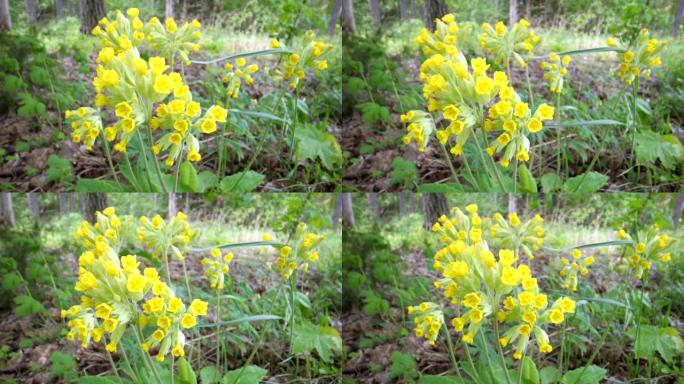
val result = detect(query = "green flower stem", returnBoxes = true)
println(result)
[123,151,142,191]
[493,320,513,384]
[442,324,463,378]
[173,140,185,192]
[170,356,175,384]
[132,327,164,384]
[525,65,534,107]
[104,340,122,380]
[163,249,172,287]
[479,331,498,384]
[287,82,303,164]
[215,287,222,371]
[631,76,639,178]
[473,126,506,191]
[513,157,519,193]
[461,150,477,189]
[555,90,563,179]
[559,320,568,374]
[439,142,459,184]
[633,272,647,375]
[101,138,121,187]
[119,346,141,382]
[134,129,155,191]
[288,270,298,359]
[464,342,482,383]
[182,259,193,301]
[146,126,168,193]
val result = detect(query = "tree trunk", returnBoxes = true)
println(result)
[368,0,382,24]
[27,193,40,220]
[56,0,64,18]
[25,0,38,25]
[341,0,356,33]
[58,193,67,214]
[409,193,416,213]
[400,0,407,20]
[509,0,517,27]
[508,193,517,214]
[424,0,447,31]
[368,193,380,218]
[341,193,355,228]
[181,0,187,21]
[0,0,12,31]
[410,0,417,18]
[0,193,15,227]
[673,192,684,228]
[328,0,342,35]
[525,0,530,20]
[80,193,107,223]
[674,0,684,37]
[165,0,173,20]
[421,193,448,229]
[332,193,343,230]
[78,0,105,34]
[168,193,177,219]
[398,192,407,217]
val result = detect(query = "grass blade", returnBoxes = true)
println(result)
[190,241,284,252]
[190,48,292,65]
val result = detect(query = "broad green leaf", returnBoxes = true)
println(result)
[521,357,539,384]
[562,172,608,193]
[655,327,684,363]
[540,173,561,193]
[560,365,606,384]
[635,131,684,170]
[179,161,199,192]
[292,321,342,363]
[177,357,197,384]
[418,376,466,384]
[518,164,537,193]
[196,314,282,328]
[293,124,343,170]
[228,109,288,124]
[222,365,268,384]
[199,366,221,384]
[197,171,217,192]
[627,325,684,363]
[46,155,72,185]
[78,376,128,384]
[76,178,123,192]
[391,157,417,187]
[14,295,45,317]
[219,171,265,193]
[417,183,463,192]
[539,366,561,384]
[2,272,22,291]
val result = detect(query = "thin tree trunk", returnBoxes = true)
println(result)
[78,0,105,34]
[424,0,447,31]
[0,0,12,31]
[58,193,67,214]
[0,193,15,227]
[410,0,416,18]
[165,0,173,20]
[509,0,518,27]
[421,193,448,229]
[27,193,40,221]
[368,193,380,218]
[508,193,517,214]
[525,0,530,20]
[328,0,342,35]
[168,193,177,219]
[181,0,187,21]
[332,193,343,230]
[80,193,107,223]
[398,192,407,217]
[673,192,684,228]
[184,193,190,213]
[368,0,382,24]
[400,0,407,20]
[341,0,356,33]
[25,0,37,25]
[341,193,355,228]
[674,0,684,37]
[56,0,64,18]
[409,193,416,213]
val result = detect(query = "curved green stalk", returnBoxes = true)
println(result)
[443,324,463,378]
[101,138,121,187]
[439,142,460,184]
[146,126,168,192]
[215,287,222,371]
[135,129,155,191]
[494,320,513,384]
[478,331,497,384]
[555,91,563,179]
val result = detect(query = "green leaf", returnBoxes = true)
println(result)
[293,124,343,170]
[390,157,417,187]
[560,365,606,384]
[2,272,22,291]
[356,102,389,123]
[78,376,128,384]
[521,357,540,384]
[544,240,633,252]
[562,172,608,193]
[191,241,285,252]
[389,351,417,380]
[527,46,626,60]
[518,164,537,193]
[635,131,684,170]
[199,366,221,384]
[539,366,561,384]
[417,183,463,192]
[17,92,46,117]
[196,314,282,328]
[179,161,199,192]
[627,325,684,363]
[219,171,265,193]
[292,321,342,363]
[222,365,268,384]
[419,375,465,384]
[228,109,288,124]
[4,75,23,93]
[76,178,123,192]
[46,155,73,185]
[544,119,624,129]
[191,48,293,65]
[346,76,366,97]
[177,357,197,384]
[655,327,684,363]
[14,295,45,317]
[50,351,77,380]
[197,171,217,192]
[29,65,50,87]
[540,173,561,193]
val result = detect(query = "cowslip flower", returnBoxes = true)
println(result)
[65,107,103,151]
[558,249,595,291]
[540,52,571,94]
[138,211,197,260]
[201,249,234,289]
[616,224,676,279]
[489,211,545,258]
[608,28,664,85]
[274,30,334,89]
[407,302,444,345]
[93,9,145,53]
[400,110,436,152]
[414,13,460,57]
[480,18,540,67]
[145,16,202,66]
[223,59,260,99]
[274,222,324,280]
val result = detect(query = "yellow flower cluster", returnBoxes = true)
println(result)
[201,248,234,289]
[540,52,571,94]
[152,96,227,166]
[275,223,324,280]
[273,30,334,89]
[138,211,197,261]
[489,212,545,259]
[558,249,595,292]
[480,18,540,67]
[65,107,103,151]
[145,16,202,66]
[414,13,460,56]
[407,302,444,345]
[617,224,676,279]
[223,58,260,99]
[484,87,554,167]
[63,206,208,362]
[608,28,664,85]
[400,110,435,152]
[411,204,574,359]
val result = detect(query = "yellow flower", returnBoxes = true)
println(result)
[444,261,469,279]
[527,118,542,133]
[189,299,208,316]
[154,75,173,94]
[168,297,183,313]
[474,76,494,95]
[200,118,217,134]
[103,317,119,333]
[127,273,145,293]
[187,150,201,162]
[157,315,172,329]
[549,309,564,324]
[172,343,185,357]
[95,303,112,319]
[181,314,197,329]
[169,99,186,114]
[186,101,201,118]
